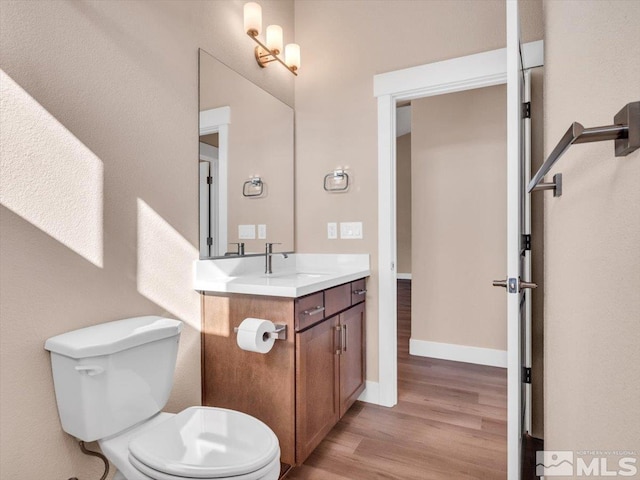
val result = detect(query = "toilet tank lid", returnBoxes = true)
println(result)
[44,316,183,359]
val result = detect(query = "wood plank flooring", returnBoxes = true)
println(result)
[286,280,507,479]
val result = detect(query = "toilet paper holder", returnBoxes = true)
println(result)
[234,323,287,341]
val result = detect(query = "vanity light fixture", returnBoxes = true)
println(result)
[243,2,300,76]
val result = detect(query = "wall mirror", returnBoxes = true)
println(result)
[199,48,294,258]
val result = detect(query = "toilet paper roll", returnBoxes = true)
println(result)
[236,318,276,354]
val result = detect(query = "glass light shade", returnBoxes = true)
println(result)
[266,25,283,54]
[244,2,262,35]
[285,43,301,70]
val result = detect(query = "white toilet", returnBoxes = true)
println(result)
[45,316,281,480]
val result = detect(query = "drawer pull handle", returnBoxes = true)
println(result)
[302,306,325,316]
[353,289,367,296]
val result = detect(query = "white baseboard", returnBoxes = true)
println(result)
[409,338,507,368]
[358,380,381,404]
[397,273,412,280]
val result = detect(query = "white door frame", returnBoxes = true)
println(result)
[199,106,230,257]
[373,41,543,410]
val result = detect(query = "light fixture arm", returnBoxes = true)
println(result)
[247,31,298,76]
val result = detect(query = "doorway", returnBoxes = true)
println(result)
[374,39,544,478]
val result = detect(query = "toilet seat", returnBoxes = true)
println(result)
[128,407,280,479]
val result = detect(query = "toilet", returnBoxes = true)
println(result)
[44,316,281,480]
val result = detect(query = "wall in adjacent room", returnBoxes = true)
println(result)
[410,85,507,352]
[0,1,293,478]
[396,133,412,275]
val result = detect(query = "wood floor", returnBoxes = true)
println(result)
[286,280,507,479]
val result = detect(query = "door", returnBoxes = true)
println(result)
[295,317,340,464]
[338,302,366,418]
[199,160,211,258]
[504,1,534,478]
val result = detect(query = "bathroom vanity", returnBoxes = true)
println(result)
[195,254,369,466]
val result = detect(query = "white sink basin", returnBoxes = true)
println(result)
[193,254,370,298]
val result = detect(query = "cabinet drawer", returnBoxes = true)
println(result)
[325,283,352,318]
[295,292,325,331]
[351,279,367,305]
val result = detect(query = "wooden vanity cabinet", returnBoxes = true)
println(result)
[201,278,366,468]
[294,283,366,464]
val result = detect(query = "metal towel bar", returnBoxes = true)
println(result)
[528,101,639,195]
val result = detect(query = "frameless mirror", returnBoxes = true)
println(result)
[199,48,294,258]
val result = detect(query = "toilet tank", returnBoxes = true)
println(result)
[44,316,182,442]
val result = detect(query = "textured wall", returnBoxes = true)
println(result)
[0,1,293,478]
[543,0,640,458]
[294,0,543,381]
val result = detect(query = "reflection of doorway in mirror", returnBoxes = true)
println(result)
[199,142,218,258]
[199,106,230,257]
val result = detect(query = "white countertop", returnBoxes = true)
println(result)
[193,254,370,298]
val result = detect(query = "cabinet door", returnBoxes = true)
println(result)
[339,302,366,418]
[295,316,340,464]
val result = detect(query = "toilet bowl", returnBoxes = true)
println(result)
[100,408,280,480]
[44,316,281,480]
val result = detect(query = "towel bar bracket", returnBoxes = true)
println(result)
[532,173,562,197]
[614,101,640,156]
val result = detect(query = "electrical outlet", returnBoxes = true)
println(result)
[258,224,267,239]
[238,224,256,239]
[327,222,337,239]
[340,222,363,239]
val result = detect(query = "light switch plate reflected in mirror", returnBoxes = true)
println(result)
[258,224,267,239]
[239,224,256,239]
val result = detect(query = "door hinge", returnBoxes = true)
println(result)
[206,237,213,246]
[522,101,531,119]
[523,367,532,384]
[207,176,213,185]
[522,234,532,252]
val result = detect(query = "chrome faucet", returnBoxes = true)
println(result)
[265,243,288,274]
[225,242,245,256]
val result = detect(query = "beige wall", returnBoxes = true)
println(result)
[294,0,543,382]
[396,133,412,275]
[543,0,640,458]
[0,1,293,478]
[410,86,507,351]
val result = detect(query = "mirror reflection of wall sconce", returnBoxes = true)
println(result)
[324,169,350,192]
[244,2,300,76]
[243,177,265,197]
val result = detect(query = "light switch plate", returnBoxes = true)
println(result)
[340,222,363,239]
[258,224,267,239]
[238,224,256,239]
[327,222,337,239]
